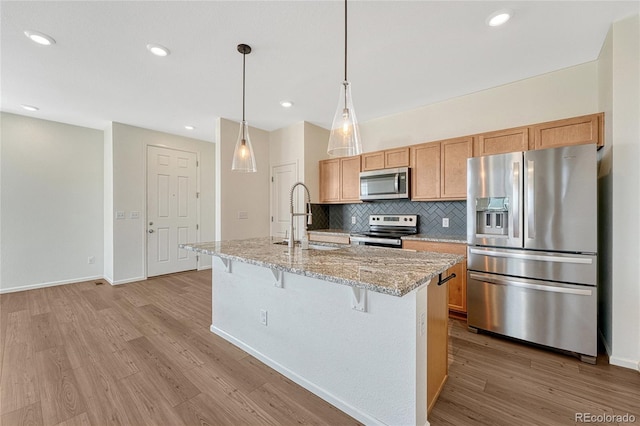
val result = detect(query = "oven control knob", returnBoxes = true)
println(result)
[404,218,407,221]
[409,218,413,221]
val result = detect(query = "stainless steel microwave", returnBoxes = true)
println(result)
[359,167,410,201]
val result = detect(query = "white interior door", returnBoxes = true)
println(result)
[271,162,298,238]
[147,146,198,277]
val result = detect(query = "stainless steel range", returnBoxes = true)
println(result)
[350,214,418,248]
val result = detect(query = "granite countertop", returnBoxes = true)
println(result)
[180,237,463,297]
[401,234,468,244]
[307,229,351,237]
[309,228,467,244]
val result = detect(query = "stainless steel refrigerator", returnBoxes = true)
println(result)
[466,143,598,363]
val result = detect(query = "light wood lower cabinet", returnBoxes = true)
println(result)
[402,240,467,314]
[427,269,448,414]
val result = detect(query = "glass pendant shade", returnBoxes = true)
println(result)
[231,120,257,172]
[327,81,362,157]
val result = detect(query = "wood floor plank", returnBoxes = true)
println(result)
[78,289,111,312]
[0,310,39,415]
[181,363,281,426]
[52,412,91,426]
[116,372,187,426]
[125,336,200,407]
[27,290,51,316]
[72,361,133,426]
[0,402,43,426]
[35,347,86,426]
[30,313,62,353]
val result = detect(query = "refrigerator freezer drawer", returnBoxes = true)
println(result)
[467,246,597,285]
[467,271,597,357]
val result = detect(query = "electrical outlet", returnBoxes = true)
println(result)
[88,256,95,264]
[442,218,450,228]
[130,211,140,219]
[351,216,356,224]
[260,309,268,326]
[115,211,125,220]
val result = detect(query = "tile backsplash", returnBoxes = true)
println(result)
[327,200,467,236]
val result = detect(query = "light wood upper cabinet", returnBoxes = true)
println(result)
[532,113,603,150]
[441,137,473,199]
[340,156,361,202]
[319,156,361,204]
[361,151,385,171]
[319,159,340,203]
[474,126,530,157]
[411,142,441,200]
[411,137,471,201]
[361,147,410,171]
[402,240,467,314]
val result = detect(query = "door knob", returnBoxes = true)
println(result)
[148,229,154,234]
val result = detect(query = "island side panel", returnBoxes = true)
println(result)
[210,257,428,426]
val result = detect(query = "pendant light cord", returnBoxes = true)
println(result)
[242,51,246,122]
[344,0,348,82]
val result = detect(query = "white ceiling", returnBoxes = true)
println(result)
[1,1,638,143]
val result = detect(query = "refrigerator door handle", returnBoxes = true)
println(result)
[527,160,535,239]
[468,248,594,264]
[512,162,520,239]
[469,272,593,296]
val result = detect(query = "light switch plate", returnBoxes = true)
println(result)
[238,211,248,220]
[116,211,125,220]
[130,211,140,219]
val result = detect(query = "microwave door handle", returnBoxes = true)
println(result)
[527,160,535,239]
[512,162,520,238]
[394,173,400,193]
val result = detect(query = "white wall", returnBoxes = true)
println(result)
[0,113,104,292]
[360,62,599,151]
[104,124,114,283]
[216,118,270,241]
[598,14,640,371]
[303,122,330,204]
[107,122,216,284]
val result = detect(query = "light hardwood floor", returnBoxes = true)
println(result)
[1,270,638,426]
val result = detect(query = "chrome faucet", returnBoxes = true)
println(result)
[289,182,313,249]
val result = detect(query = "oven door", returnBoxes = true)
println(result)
[350,235,402,248]
[360,167,409,200]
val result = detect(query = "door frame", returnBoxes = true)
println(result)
[144,144,201,279]
[270,161,299,238]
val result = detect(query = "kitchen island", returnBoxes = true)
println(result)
[181,237,463,426]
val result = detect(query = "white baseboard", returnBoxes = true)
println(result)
[0,275,104,294]
[197,265,212,271]
[210,325,388,426]
[110,276,146,286]
[609,355,640,371]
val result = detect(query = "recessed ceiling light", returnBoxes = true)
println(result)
[21,104,39,111]
[24,30,56,46]
[146,44,170,57]
[280,100,294,108]
[184,125,195,130]
[487,11,512,27]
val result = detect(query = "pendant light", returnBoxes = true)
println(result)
[327,0,362,157]
[232,43,257,172]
